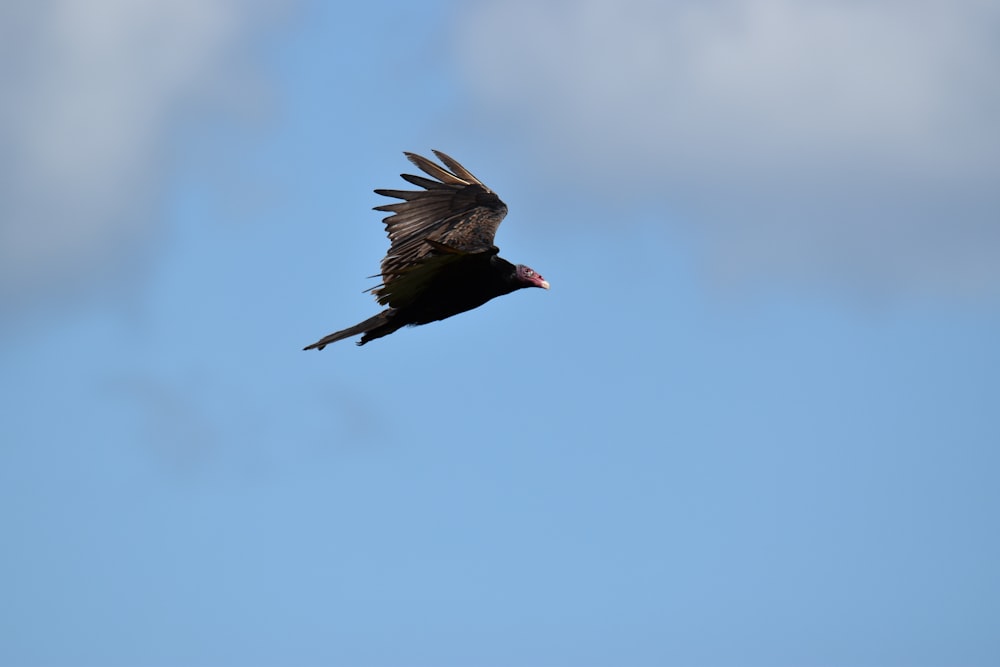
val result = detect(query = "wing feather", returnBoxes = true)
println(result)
[431,150,481,183]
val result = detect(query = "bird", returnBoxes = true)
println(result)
[304,150,549,350]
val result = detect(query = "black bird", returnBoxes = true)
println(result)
[304,151,549,350]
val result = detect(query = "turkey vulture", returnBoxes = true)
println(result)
[304,151,548,350]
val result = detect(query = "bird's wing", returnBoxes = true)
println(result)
[370,150,508,300]
[372,245,497,309]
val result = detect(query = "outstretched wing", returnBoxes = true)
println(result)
[370,151,508,304]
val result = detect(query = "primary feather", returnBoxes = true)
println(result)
[304,151,548,350]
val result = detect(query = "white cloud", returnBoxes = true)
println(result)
[0,0,287,307]
[455,0,1000,299]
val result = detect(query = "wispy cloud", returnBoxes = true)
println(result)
[455,0,1000,299]
[0,0,287,308]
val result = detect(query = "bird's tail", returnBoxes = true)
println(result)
[303,309,403,350]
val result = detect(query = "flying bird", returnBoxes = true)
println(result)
[304,151,549,350]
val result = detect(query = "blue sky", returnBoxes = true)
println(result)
[2,1,999,665]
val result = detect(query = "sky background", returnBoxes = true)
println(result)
[2,1,999,665]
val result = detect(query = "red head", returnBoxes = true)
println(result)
[516,264,550,290]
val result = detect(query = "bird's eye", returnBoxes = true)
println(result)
[525,269,534,277]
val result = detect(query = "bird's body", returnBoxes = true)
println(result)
[304,151,548,350]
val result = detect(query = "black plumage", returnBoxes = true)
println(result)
[304,151,548,350]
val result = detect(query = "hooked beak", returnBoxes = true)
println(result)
[539,279,550,289]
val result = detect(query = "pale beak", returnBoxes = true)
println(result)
[539,280,550,289]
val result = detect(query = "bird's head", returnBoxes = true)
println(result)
[516,264,550,290]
